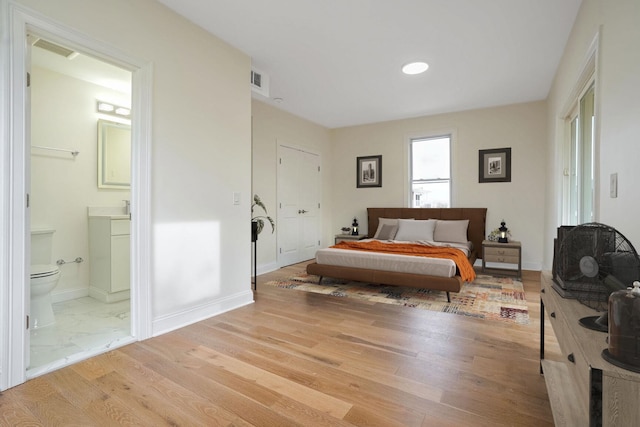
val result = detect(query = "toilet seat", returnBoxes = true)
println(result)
[31,264,60,279]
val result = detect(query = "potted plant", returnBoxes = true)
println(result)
[251,194,275,242]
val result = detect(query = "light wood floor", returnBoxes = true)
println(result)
[1,261,562,426]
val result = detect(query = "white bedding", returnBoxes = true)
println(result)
[315,239,471,278]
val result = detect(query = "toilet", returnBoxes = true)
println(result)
[30,228,60,329]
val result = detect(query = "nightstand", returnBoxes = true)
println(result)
[334,234,367,244]
[481,240,522,278]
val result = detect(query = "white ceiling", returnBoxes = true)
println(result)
[157,0,583,129]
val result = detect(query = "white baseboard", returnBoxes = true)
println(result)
[522,261,542,271]
[51,287,89,303]
[88,286,130,303]
[51,286,133,304]
[152,290,254,337]
[257,261,278,276]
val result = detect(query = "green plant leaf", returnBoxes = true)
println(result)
[251,194,275,234]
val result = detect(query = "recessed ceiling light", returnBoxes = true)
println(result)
[402,61,429,75]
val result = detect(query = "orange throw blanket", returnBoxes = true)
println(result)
[331,240,476,282]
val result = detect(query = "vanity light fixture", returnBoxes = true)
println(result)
[402,61,429,75]
[115,107,131,116]
[97,102,114,112]
[97,100,131,118]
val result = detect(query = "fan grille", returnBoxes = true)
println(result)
[555,223,640,312]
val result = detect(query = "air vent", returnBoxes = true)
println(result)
[250,67,269,97]
[251,70,262,88]
[33,38,78,59]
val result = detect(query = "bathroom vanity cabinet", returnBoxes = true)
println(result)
[88,216,130,303]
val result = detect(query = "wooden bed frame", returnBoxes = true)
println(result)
[306,207,487,302]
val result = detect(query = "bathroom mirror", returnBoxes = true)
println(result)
[98,119,131,189]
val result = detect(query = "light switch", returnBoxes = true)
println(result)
[233,192,241,205]
[610,173,618,198]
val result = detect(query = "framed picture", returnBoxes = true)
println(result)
[357,155,382,188]
[479,148,511,183]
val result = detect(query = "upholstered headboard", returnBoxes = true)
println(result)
[367,207,488,259]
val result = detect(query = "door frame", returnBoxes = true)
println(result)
[0,1,153,390]
[276,142,321,268]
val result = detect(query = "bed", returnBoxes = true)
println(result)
[306,207,487,302]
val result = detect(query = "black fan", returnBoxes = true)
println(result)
[555,222,640,332]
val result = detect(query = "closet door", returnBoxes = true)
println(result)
[277,145,320,267]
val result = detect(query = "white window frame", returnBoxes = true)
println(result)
[565,82,595,225]
[560,32,599,226]
[406,133,452,208]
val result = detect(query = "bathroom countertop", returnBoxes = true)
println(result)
[87,207,129,219]
[89,214,130,220]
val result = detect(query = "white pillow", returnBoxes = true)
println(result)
[433,220,469,243]
[373,218,399,240]
[394,219,436,241]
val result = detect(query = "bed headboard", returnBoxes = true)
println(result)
[367,207,488,259]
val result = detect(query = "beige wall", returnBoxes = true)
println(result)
[10,0,253,332]
[545,0,640,268]
[251,99,333,272]
[18,0,640,319]
[253,100,548,271]
[252,100,550,272]
[330,101,548,270]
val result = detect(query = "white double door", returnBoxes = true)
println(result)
[277,145,321,267]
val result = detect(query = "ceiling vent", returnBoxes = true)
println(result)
[32,38,78,59]
[250,67,269,97]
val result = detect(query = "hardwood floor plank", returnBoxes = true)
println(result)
[185,314,438,425]
[0,393,41,426]
[185,321,433,424]
[343,404,420,427]
[0,262,561,426]
[189,345,353,418]
[31,394,102,426]
[126,340,302,426]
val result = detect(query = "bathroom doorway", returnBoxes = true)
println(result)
[27,35,134,375]
[2,7,152,389]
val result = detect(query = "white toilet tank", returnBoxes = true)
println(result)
[31,228,56,265]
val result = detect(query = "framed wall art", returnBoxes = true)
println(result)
[357,155,382,188]
[479,148,511,183]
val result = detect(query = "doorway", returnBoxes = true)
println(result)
[277,144,321,267]
[1,5,152,390]
[28,35,133,374]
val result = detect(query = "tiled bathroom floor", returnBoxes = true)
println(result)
[29,296,131,370]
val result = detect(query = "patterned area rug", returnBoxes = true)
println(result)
[263,273,529,325]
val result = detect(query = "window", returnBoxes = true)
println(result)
[565,83,595,225]
[409,135,451,208]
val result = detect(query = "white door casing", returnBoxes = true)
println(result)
[24,25,32,371]
[277,144,320,267]
[0,1,153,390]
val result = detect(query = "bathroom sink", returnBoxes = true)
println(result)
[87,206,129,219]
